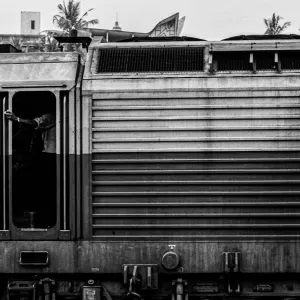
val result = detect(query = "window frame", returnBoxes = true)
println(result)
[0,89,76,241]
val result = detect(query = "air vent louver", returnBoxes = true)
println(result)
[97,47,204,73]
[214,52,251,71]
[281,51,300,70]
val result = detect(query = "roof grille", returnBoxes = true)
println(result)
[256,52,276,70]
[281,51,300,70]
[97,47,204,73]
[214,52,251,71]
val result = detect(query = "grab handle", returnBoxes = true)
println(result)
[63,95,67,230]
[2,98,6,230]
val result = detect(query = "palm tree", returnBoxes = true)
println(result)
[42,35,61,52]
[53,0,98,34]
[9,37,23,51]
[264,13,291,35]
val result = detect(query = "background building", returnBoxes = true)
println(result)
[0,12,186,52]
[21,11,41,35]
[88,13,186,43]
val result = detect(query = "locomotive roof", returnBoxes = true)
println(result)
[84,37,300,76]
[222,34,300,41]
[117,36,206,42]
[115,35,300,43]
[88,36,300,53]
[0,52,79,90]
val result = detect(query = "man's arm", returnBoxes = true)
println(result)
[4,111,38,127]
[34,113,55,130]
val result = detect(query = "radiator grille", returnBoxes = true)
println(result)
[256,52,277,70]
[97,47,204,73]
[91,91,300,240]
[214,52,251,71]
[281,51,300,70]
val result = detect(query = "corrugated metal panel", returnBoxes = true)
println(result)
[91,93,300,240]
[97,47,204,73]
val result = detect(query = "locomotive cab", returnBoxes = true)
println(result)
[0,52,82,240]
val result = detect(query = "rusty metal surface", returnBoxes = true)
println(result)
[0,52,79,89]
[90,88,300,240]
[0,241,76,273]
[82,43,300,278]
[1,241,300,273]
[2,42,300,277]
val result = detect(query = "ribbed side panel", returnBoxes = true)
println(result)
[91,93,300,240]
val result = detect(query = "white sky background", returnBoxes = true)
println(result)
[0,0,299,40]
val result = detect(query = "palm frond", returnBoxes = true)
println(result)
[9,37,22,50]
[53,0,98,33]
[263,12,291,35]
[79,8,94,20]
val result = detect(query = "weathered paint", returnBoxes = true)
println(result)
[0,241,300,274]
[0,53,80,240]
[88,87,300,240]
[0,41,300,281]
[0,241,76,273]
[0,52,79,89]
[81,41,300,274]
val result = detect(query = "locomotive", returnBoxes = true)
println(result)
[1,35,300,299]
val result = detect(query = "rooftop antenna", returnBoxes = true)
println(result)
[113,12,122,31]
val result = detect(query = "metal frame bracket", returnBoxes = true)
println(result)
[58,230,71,240]
[123,264,158,290]
[222,252,241,294]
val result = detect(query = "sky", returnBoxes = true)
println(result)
[0,0,300,40]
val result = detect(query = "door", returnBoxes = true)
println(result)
[1,90,75,240]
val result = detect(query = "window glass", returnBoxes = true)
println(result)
[11,91,56,229]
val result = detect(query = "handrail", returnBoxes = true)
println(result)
[2,84,67,89]
[63,95,67,230]
[2,98,6,230]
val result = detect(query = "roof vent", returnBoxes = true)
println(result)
[98,47,204,73]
